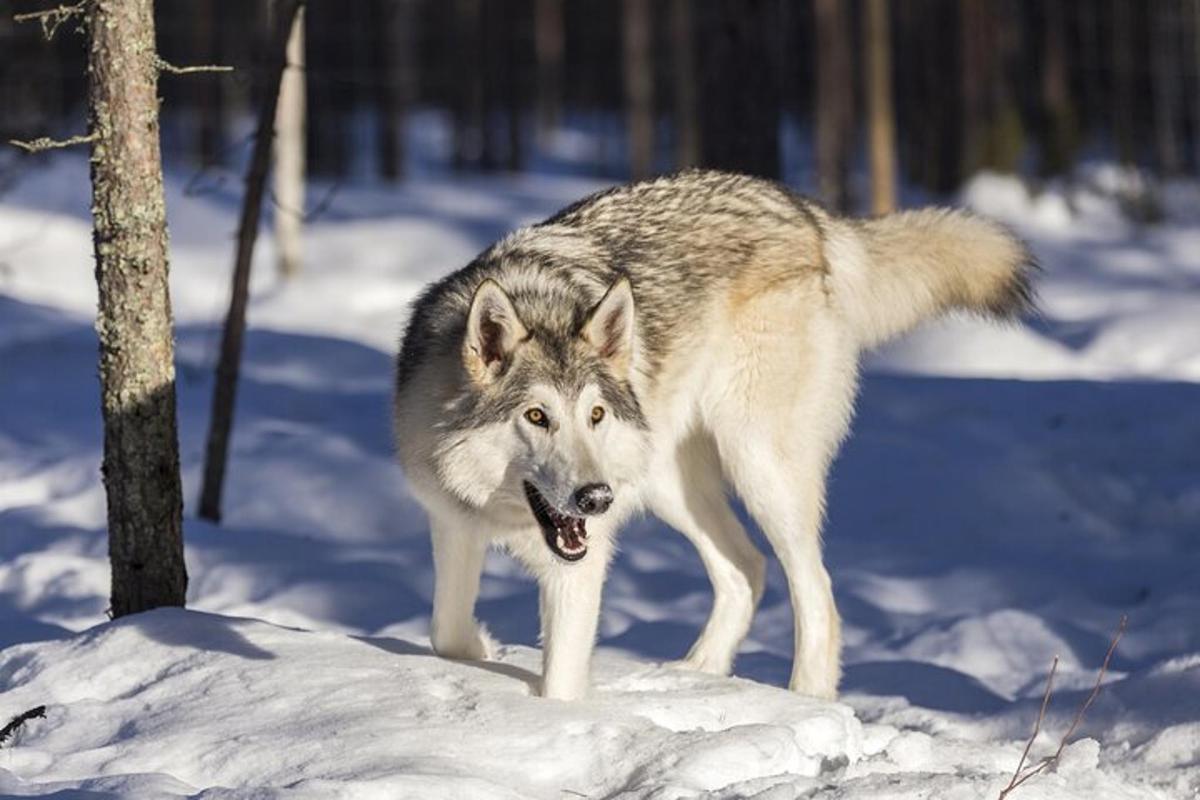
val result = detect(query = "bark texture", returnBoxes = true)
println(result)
[87,0,187,616]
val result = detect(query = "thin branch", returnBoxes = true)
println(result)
[155,56,233,76]
[12,1,87,40]
[8,133,96,154]
[998,616,1128,800]
[0,706,46,746]
[1000,655,1058,799]
[1048,614,1127,764]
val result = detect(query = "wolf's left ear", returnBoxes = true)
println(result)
[464,279,527,385]
[582,276,635,379]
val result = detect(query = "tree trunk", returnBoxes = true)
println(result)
[695,0,779,178]
[198,0,302,523]
[622,0,654,178]
[669,0,699,169]
[274,5,305,278]
[814,0,854,211]
[194,0,224,167]
[864,0,896,214]
[1039,0,1078,177]
[1152,0,1182,174]
[452,0,486,169]
[534,0,564,142]
[87,0,187,616]
[375,0,416,181]
[1111,0,1136,165]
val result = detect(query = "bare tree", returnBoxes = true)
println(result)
[1038,0,1078,177]
[695,0,779,178]
[1110,0,1136,166]
[199,0,303,523]
[534,0,564,143]
[622,0,654,178]
[375,0,417,181]
[274,4,305,278]
[1152,0,1182,174]
[669,0,699,169]
[815,0,854,211]
[864,0,896,214]
[88,0,187,615]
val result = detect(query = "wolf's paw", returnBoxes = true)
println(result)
[431,622,497,662]
[788,671,839,701]
[670,646,734,676]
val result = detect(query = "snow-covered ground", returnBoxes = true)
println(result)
[1,156,1198,798]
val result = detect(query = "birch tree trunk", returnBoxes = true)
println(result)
[274,5,305,279]
[87,0,187,616]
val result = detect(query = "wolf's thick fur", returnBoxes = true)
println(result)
[394,170,1035,700]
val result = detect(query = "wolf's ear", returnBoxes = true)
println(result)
[582,277,635,379]
[464,279,527,385]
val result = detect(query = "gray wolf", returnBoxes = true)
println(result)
[393,170,1035,700]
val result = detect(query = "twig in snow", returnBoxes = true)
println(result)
[0,706,46,746]
[998,615,1127,799]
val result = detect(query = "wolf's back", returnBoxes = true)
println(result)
[825,208,1036,349]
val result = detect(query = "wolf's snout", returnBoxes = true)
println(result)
[574,483,613,515]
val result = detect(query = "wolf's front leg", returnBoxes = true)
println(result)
[429,514,495,661]
[538,547,610,700]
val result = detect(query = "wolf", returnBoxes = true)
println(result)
[393,170,1034,701]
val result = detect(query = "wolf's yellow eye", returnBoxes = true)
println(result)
[590,406,606,425]
[524,408,549,428]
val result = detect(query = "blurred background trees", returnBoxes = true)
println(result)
[3,0,1198,211]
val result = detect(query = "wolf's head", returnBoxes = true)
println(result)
[433,276,650,563]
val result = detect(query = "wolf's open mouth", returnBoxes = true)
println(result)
[524,481,588,562]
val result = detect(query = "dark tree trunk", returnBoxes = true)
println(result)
[375,0,417,180]
[194,0,224,167]
[622,0,654,178]
[87,0,187,616]
[1111,0,1137,165]
[1152,0,1183,174]
[695,0,780,178]
[198,0,303,523]
[864,0,896,214]
[534,0,564,140]
[1038,0,1078,177]
[814,0,854,211]
[669,0,699,169]
[452,0,486,169]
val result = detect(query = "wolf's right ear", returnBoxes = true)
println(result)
[463,279,527,385]
[582,276,635,380]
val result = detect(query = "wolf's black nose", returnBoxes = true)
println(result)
[574,483,613,515]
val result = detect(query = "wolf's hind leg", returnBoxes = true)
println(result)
[645,431,765,675]
[706,312,855,699]
[429,514,495,661]
[717,431,842,699]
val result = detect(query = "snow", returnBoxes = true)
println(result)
[1,157,1198,798]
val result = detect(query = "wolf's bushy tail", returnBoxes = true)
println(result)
[826,208,1037,349]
